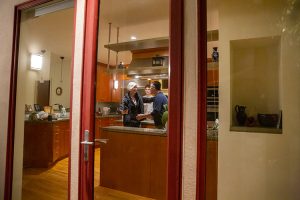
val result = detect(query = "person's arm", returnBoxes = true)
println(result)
[136,113,151,120]
[142,96,155,103]
[137,95,163,120]
[119,97,129,114]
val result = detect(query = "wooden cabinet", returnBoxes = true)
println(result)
[95,116,122,139]
[207,62,219,87]
[96,63,124,103]
[96,63,112,102]
[206,140,218,200]
[23,120,70,168]
[100,130,167,200]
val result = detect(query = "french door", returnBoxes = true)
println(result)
[5,0,184,199]
[78,0,184,199]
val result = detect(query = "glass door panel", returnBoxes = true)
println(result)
[12,3,73,199]
[94,0,169,199]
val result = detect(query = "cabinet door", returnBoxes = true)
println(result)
[95,118,101,139]
[53,123,62,161]
[207,68,219,86]
[96,64,112,102]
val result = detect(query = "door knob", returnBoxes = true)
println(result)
[80,130,94,161]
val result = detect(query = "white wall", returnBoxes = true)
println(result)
[218,0,300,199]
[49,53,71,108]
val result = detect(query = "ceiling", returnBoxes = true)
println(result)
[21,0,169,64]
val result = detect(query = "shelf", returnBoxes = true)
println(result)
[104,29,218,52]
[107,66,168,76]
[104,37,169,52]
[230,126,282,134]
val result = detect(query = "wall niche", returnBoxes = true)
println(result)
[230,36,282,133]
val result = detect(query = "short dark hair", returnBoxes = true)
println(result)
[145,84,151,89]
[151,81,161,90]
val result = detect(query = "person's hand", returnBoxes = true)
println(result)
[136,114,145,121]
[121,109,128,114]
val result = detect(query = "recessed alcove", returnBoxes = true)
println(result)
[230,36,282,133]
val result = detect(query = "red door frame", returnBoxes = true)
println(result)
[4,1,62,199]
[79,0,185,199]
[5,0,186,199]
[78,0,99,198]
[168,0,184,199]
[196,0,208,199]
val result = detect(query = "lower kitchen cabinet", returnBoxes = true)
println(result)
[95,116,122,147]
[206,140,218,200]
[23,120,70,168]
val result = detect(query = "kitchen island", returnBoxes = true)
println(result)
[206,129,218,200]
[99,126,167,200]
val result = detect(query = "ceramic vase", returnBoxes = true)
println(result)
[212,47,219,62]
[235,105,247,126]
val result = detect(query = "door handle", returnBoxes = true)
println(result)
[94,138,109,144]
[80,130,94,161]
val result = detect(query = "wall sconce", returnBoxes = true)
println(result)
[30,50,46,70]
[113,80,119,90]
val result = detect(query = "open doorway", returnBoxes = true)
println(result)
[94,0,169,199]
[11,2,73,199]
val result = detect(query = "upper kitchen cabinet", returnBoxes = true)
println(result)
[96,63,111,102]
[96,62,125,103]
[207,62,219,87]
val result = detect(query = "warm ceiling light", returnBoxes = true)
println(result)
[130,36,137,40]
[30,54,43,70]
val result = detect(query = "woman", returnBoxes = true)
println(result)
[143,84,153,114]
[119,82,144,127]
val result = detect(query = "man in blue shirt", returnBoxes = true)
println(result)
[137,81,168,129]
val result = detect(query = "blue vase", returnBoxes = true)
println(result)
[212,47,219,62]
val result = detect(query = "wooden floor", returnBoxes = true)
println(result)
[22,148,154,200]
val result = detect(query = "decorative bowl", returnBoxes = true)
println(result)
[257,114,278,127]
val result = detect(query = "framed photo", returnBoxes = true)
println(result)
[34,104,42,112]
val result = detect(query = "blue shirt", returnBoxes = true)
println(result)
[151,92,168,128]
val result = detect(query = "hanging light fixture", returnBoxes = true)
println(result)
[60,56,64,83]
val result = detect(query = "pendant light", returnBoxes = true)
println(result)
[60,56,64,83]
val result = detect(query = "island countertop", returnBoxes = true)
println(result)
[101,125,167,136]
[114,119,155,124]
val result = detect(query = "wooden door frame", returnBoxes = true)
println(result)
[79,0,185,199]
[4,0,75,199]
[196,0,208,199]
[78,0,99,198]
[168,0,184,199]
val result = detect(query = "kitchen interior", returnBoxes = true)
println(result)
[14,0,220,200]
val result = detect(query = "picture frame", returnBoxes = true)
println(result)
[56,87,63,96]
[34,104,42,112]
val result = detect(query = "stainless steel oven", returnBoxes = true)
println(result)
[207,86,219,122]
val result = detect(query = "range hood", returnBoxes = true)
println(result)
[105,37,169,77]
